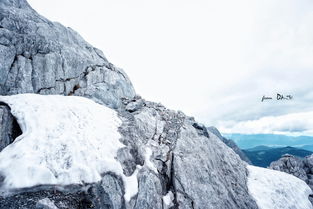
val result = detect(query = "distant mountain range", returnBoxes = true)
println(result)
[243,146,313,167]
[296,144,313,152]
[223,133,313,150]
[245,145,273,151]
[221,133,313,167]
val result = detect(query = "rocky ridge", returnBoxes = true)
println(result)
[0,95,259,209]
[0,0,311,209]
[0,1,259,208]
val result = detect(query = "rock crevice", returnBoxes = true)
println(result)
[0,103,22,152]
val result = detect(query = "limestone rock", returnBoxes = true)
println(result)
[117,98,258,209]
[0,0,135,109]
[207,126,252,164]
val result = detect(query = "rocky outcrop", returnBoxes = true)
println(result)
[269,154,313,203]
[207,126,252,164]
[118,98,258,209]
[0,0,135,109]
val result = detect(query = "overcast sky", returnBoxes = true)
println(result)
[28,0,313,135]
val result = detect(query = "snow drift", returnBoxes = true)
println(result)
[0,94,137,200]
[247,165,313,209]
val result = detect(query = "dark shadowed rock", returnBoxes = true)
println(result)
[0,172,126,209]
[0,103,22,151]
[0,185,92,209]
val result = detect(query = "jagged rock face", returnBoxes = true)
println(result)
[270,154,313,203]
[106,98,258,209]
[207,126,252,164]
[0,0,135,108]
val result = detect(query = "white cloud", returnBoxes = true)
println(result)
[219,111,313,136]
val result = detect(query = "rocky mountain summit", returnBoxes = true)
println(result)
[0,0,135,109]
[270,154,313,203]
[0,0,312,209]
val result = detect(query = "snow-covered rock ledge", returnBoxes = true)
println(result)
[0,94,137,200]
[247,165,313,209]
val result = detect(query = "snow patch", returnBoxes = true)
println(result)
[163,191,174,209]
[0,94,138,201]
[124,165,140,202]
[36,198,58,209]
[144,147,157,173]
[247,165,313,209]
